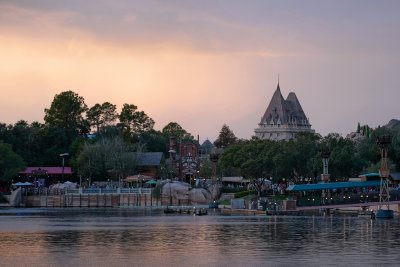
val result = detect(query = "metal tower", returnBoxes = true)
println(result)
[321,148,331,182]
[376,135,393,218]
[320,148,330,204]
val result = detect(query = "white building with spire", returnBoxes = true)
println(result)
[254,82,314,141]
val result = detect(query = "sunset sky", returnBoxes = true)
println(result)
[1,0,399,142]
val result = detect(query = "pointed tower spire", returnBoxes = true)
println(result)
[277,74,280,91]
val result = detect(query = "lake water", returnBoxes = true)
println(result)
[1,208,400,267]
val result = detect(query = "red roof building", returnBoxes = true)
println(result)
[19,167,73,175]
[18,167,73,186]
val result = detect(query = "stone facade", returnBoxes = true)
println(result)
[254,82,314,140]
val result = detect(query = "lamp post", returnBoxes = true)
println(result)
[59,153,69,183]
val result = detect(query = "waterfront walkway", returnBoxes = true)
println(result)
[15,187,189,208]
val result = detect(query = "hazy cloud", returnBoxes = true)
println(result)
[1,0,400,141]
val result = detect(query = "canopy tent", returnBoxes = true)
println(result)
[50,181,78,190]
[13,182,33,187]
[145,179,157,184]
[286,180,381,192]
[124,174,153,182]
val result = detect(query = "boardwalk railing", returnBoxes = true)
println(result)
[296,190,400,207]
[26,187,153,196]
[20,187,189,208]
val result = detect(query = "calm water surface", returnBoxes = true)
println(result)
[1,208,400,267]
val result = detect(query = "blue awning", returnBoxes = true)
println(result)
[286,180,381,192]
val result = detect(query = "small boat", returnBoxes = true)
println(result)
[375,209,393,219]
[164,207,177,214]
[194,208,208,216]
[358,210,376,219]
[164,207,193,214]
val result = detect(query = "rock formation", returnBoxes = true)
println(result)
[162,180,212,205]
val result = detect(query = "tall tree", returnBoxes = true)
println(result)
[0,121,51,166]
[0,141,25,181]
[214,124,238,148]
[86,103,102,133]
[44,90,89,136]
[139,129,168,153]
[162,122,194,141]
[75,137,137,182]
[87,102,118,133]
[322,133,363,179]
[119,104,155,139]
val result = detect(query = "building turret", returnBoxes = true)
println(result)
[254,81,314,140]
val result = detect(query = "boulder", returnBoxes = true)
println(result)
[210,183,221,200]
[189,188,211,204]
[162,181,212,204]
[162,181,190,200]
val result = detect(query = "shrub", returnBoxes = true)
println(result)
[235,190,256,198]
[0,194,8,203]
[220,187,246,194]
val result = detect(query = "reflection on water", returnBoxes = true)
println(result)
[1,208,400,266]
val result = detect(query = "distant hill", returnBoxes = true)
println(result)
[384,119,400,130]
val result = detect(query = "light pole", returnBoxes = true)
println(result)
[60,153,69,183]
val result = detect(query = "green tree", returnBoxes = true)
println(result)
[391,131,400,170]
[0,121,55,166]
[322,133,363,179]
[87,102,118,133]
[139,129,168,153]
[219,139,276,196]
[0,141,25,181]
[44,91,89,137]
[199,158,214,178]
[75,140,105,182]
[214,124,238,148]
[162,122,194,141]
[75,137,137,182]
[9,121,46,166]
[119,104,155,140]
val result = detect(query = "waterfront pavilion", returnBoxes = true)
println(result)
[286,180,381,192]
[286,180,381,207]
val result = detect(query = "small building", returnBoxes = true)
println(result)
[221,176,251,188]
[359,173,380,182]
[179,142,200,184]
[168,137,201,183]
[18,167,73,186]
[133,152,164,178]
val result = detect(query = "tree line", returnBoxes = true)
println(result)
[1,90,399,186]
[218,127,400,184]
[0,90,196,183]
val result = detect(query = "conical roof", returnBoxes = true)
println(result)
[260,83,309,126]
[261,82,288,125]
[201,139,214,149]
[286,92,308,124]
